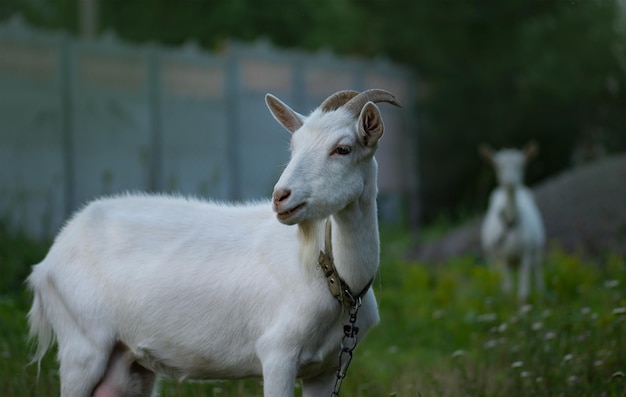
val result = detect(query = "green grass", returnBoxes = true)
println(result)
[1,227,625,396]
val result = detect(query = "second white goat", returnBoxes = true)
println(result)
[27,89,401,397]
[480,143,546,303]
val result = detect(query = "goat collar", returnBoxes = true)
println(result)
[317,219,373,308]
[499,210,518,230]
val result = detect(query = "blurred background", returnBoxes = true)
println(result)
[1,0,625,255]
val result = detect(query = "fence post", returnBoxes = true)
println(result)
[291,57,306,111]
[147,45,163,192]
[60,35,75,219]
[225,45,241,200]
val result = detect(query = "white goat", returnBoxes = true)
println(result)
[27,89,401,397]
[479,143,545,303]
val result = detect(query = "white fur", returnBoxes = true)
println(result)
[480,145,546,303]
[27,92,394,397]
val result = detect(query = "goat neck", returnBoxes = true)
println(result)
[500,184,519,228]
[291,160,380,299]
[327,160,380,296]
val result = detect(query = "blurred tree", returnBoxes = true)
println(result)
[1,0,624,224]
[356,0,626,221]
[0,0,77,31]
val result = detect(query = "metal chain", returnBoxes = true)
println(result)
[330,293,362,397]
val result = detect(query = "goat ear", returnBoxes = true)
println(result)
[358,102,384,148]
[265,94,305,134]
[523,141,539,161]
[479,144,494,163]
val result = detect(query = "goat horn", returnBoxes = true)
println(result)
[320,90,360,112]
[343,89,402,117]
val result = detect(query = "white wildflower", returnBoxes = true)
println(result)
[612,307,626,316]
[477,313,497,323]
[452,350,466,358]
[484,339,498,349]
[432,310,444,319]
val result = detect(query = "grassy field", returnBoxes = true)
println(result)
[1,225,625,396]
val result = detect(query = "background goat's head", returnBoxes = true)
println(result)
[266,89,401,225]
[480,142,539,189]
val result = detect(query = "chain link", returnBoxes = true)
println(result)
[330,294,362,396]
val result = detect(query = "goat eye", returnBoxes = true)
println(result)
[332,145,352,156]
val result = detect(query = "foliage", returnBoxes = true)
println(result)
[0,223,49,296]
[353,246,626,396]
[364,0,626,221]
[413,0,626,221]
[1,229,625,396]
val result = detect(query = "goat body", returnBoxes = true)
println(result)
[480,144,546,303]
[27,90,401,397]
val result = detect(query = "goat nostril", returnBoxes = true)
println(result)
[273,189,291,204]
